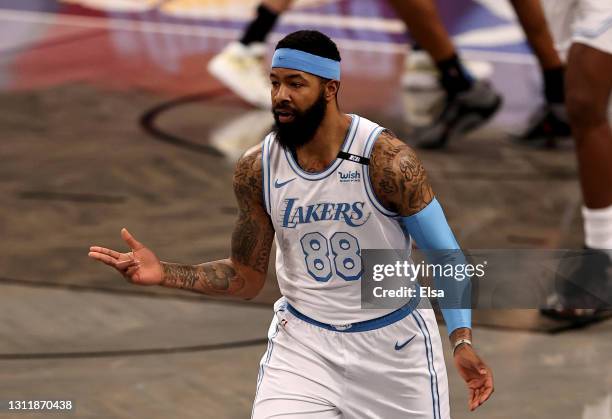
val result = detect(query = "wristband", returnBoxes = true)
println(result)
[452,338,472,355]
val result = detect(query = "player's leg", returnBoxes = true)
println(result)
[341,307,450,419]
[567,41,612,303]
[566,44,612,210]
[252,300,343,419]
[386,0,454,63]
[208,0,293,108]
[386,0,501,149]
[510,0,571,145]
[543,0,612,318]
[239,0,291,47]
[544,44,612,318]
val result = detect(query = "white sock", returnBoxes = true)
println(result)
[582,204,612,249]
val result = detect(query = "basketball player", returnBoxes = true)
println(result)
[537,0,612,318]
[89,30,493,417]
[391,0,571,145]
[208,0,501,149]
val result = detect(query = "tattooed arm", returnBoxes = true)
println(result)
[160,145,274,300]
[369,131,493,410]
[368,130,434,216]
[369,130,472,344]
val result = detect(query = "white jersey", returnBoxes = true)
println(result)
[261,114,411,324]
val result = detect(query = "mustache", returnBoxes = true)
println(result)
[273,104,297,114]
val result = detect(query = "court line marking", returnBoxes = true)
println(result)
[0,7,536,64]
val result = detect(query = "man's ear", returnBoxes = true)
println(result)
[324,80,340,101]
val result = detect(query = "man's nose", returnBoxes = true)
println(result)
[273,83,291,103]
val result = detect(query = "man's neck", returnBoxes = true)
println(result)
[294,108,351,173]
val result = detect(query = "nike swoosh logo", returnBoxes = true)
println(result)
[394,334,416,351]
[274,178,296,188]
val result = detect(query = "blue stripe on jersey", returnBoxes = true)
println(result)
[266,136,273,214]
[413,310,441,419]
[252,320,281,419]
[286,293,420,332]
[361,126,399,217]
[261,134,273,215]
[283,115,360,181]
[261,136,269,215]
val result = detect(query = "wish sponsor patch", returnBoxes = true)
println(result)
[338,170,361,183]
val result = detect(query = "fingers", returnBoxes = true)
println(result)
[89,246,121,259]
[88,251,119,267]
[468,388,477,411]
[468,369,494,411]
[121,228,144,251]
[479,369,494,404]
[471,388,481,411]
[89,251,138,271]
[89,239,142,281]
[115,256,139,269]
[480,385,493,404]
[471,383,493,410]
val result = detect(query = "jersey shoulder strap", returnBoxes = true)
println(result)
[261,133,275,216]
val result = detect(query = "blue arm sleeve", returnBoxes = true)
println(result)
[400,198,471,335]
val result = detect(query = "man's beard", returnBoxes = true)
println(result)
[272,91,327,150]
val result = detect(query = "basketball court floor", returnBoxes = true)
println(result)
[0,0,611,418]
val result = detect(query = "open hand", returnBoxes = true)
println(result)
[88,228,163,285]
[454,344,494,411]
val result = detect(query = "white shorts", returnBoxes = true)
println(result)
[251,298,450,419]
[541,0,612,58]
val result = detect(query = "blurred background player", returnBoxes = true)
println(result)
[390,0,572,147]
[537,0,612,319]
[208,0,502,149]
[208,0,575,148]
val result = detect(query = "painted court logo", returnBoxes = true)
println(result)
[338,170,361,183]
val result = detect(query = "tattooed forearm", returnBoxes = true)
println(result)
[161,260,245,295]
[370,130,434,216]
[161,263,202,290]
[201,262,244,292]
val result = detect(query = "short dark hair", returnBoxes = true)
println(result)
[275,30,341,62]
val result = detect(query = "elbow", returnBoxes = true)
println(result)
[238,277,266,300]
[231,262,267,300]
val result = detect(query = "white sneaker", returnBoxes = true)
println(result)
[207,41,271,109]
[402,50,441,91]
[401,49,494,91]
[209,109,274,162]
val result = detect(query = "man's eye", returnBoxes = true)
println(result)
[291,83,303,88]
[271,81,279,87]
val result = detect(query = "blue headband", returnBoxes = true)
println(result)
[271,48,341,80]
